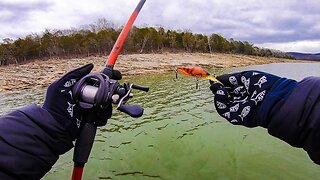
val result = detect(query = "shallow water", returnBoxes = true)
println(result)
[1,63,320,179]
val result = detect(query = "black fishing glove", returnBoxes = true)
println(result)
[43,64,121,138]
[210,71,297,127]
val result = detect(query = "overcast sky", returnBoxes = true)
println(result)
[0,0,319,53]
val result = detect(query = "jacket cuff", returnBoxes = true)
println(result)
[265,77,320,164]
[255,77,297,128]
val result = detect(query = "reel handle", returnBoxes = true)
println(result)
[118,104,144,118]
[132,84,149,92]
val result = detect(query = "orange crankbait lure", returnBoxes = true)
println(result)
[176,67,223,85]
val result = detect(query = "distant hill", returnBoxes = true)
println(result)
[287,52,320,61]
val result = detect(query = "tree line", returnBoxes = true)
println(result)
[0,19,294,66]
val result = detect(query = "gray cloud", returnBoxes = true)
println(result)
[0,1,52,23]
[0,0,319,53]
[141,0,320,44]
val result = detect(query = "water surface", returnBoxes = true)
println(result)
[0,63,319,179]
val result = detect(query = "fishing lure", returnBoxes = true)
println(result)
[176,67,223,85]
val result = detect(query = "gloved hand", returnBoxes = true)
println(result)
[43,64,121,138]
[210,71,296,127]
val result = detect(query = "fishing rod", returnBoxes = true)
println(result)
[71,0,147,180]
[105,0,146,67]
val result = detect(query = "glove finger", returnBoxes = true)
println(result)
[229,100,256,127]
[240,71,281,94]
[213,87,231,117]
[94,105,112,126]
[228,85,248,97]
[213,86,252,126]
[236,71,263,92]
[55,63,94,88]
[209,81,223,93]
[215,92,254,126]
[217,71,271,92]
[112,69,122,80]
[216,73,242,87]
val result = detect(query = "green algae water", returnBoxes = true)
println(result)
[1,63,320,179]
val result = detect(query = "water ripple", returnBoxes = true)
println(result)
[2,66,320,179]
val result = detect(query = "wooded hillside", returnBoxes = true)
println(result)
[0,19,294,66]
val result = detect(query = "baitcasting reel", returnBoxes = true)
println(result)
[71,68,149,176]
[72,72,149,119]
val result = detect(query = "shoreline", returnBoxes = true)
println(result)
[0,53,309,92]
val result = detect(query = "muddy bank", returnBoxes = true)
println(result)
[0,53,306,92]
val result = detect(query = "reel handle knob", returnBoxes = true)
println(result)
[117,104,144,118]
[132,84,149,92]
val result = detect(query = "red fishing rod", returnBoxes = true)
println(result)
[106,0,146,67]
[71,0,147,180]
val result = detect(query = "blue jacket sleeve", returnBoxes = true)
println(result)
[0,105,74,180]
[260,77,320,164]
